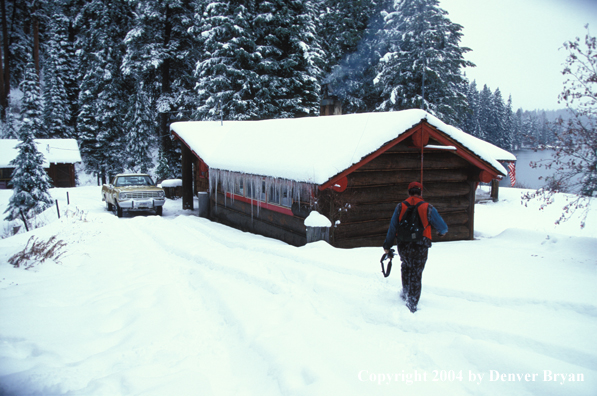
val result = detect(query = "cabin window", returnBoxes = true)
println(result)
[246,180,253,199]
[269,185,281,205]
[258,181,266,201]
[281,185,292,207]
[244,179,267,202]
[235,178,244,196]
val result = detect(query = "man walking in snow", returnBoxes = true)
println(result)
[383,182,448,313]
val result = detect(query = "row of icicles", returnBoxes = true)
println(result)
[208,169,315,218]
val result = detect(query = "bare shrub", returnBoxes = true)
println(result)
[8,235,67,270]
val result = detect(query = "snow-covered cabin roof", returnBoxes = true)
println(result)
[0,139,82,168]
[170,109,515,185]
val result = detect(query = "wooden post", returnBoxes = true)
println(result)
[181,143,194,210]
[490,179,499,202]
[19,210,29,232]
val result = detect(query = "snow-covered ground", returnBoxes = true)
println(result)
[0,184,596,396]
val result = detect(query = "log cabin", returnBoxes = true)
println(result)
[0,139,82,189]
[170,109,515,248]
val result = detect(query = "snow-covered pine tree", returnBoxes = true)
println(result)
[18,47,45,138]
[123,86,155,173]
[42,8,75,138]
[375,0,473,124]
[476,84,492,141]
[4,1,31,92]
[319,0,392,113]
[0,108,18,138]
[512,108,524,150]
[461,80,481,137]
[252,0,324,119]
[4,128,54,222]
[4,51,53,222]
[75,0,131,183]
[122,0,199,177]
[487,87,506,148]
[194,0,262,120]
[503,95,514,151]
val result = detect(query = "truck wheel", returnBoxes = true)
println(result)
[155,206,163,216]
[105,196,114,211]
[116,204,123,218]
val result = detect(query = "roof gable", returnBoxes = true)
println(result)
[170,110,515,185]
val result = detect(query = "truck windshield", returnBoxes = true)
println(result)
[115,176,155,187]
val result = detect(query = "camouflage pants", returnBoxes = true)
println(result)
[397,242,429,312]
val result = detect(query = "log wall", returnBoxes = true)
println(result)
[325,144,478,248]
[210,192,308,246]
[205,143,483,249]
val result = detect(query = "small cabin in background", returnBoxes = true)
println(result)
[170,110,515,248]
[0,139,82,189]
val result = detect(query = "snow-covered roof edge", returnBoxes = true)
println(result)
[171,110,515,184]
[0,139,82,168]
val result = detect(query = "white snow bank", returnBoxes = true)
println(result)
[171,110,513,185]
[304,211,332,228]
[159,179,183,188]
[0,186,595,396]
[0,139,82,168]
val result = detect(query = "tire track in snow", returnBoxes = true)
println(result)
[115,218,288,394]
[119,216,295,394]
[427,286,597,318]
[120,215,399,393]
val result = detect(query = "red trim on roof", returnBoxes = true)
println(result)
[318,125,422,190]
[320,121,503,191]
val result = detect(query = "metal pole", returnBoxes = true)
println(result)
[56,199,60,219]
[420,142,424,197]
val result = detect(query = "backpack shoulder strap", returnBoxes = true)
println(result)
[398,201,411,221]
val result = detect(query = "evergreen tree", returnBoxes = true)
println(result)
[5,1,31,90]
[375,0,473,124]
[521,111,539,147]
[461,80,481,137]
[317,0,378,71]
[252,0,324,118]
[476,84,492,141]
[42,8,75,138]
[321,0,392,113]
[18,48,45,138]
[194,0,262,120]
[4,126,54,222]
[122,0,199,177]
[123,87,155,173]
[488,87,506,148]
[195,0,324,120]
[4,51,53,222]
[503,95,514,150]
[0,109,18,138]
[75,0,132,183]
[512,108,524,150]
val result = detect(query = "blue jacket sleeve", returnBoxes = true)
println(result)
[428,205,448,236]
[383,204,401,250]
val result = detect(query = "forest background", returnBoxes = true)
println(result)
[0,0,569,184]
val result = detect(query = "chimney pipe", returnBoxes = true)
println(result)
[320,83,342,116]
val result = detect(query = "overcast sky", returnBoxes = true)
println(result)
[438,0,597,111]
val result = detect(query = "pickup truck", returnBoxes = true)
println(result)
[102,173,166,217]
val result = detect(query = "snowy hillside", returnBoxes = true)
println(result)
[0,186,596,396]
